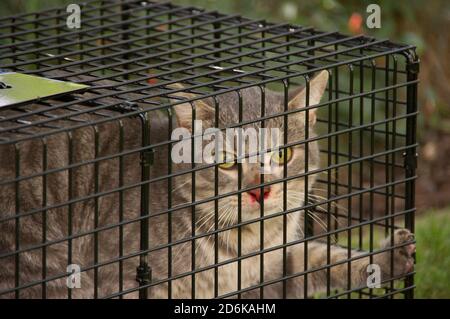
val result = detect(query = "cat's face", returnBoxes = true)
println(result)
[170,71,329,230]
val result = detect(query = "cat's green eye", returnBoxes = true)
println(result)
[271,147,293,164]
[216,152,236,170]
[218,161,236,169]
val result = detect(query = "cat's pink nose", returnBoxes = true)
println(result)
[247,186,271,203]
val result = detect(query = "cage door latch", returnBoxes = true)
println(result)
[403,151,418,173]
[140,149,154,167]
[136,262,152,286]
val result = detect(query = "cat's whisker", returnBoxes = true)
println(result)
[309,211,338,245]
[196,213,216,232]
[309,187,336,194]
[195,213,213,227]
[283,200,336,244]
[205,206,234,253]
[195,204,231,231]
[171,179,191,193]
[286,212,304,239]
[285,193,341,240]
[194,206,232,260]
[287,192,342,228]
[195,207,219,225]
[309,196,349,213]
[220,205,233,226]
[306,210,327,232]
[224,207,237,256]
[226,229,232,257]
[171,242,189,265]
[206,205,229,251]
[219,210,231,255]
[212,207,237,257]
[199,207,229,249]
[308,205,341,227]
[318,170,340,182]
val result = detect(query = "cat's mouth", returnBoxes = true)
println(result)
[195,190,306,232]
[243,192,300,217]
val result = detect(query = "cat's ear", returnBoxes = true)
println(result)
[168,83,215,129]
[288,70,329,126]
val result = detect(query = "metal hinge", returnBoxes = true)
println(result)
[116,100,139,113]
[406,59,420,75]
[0,81,11,89]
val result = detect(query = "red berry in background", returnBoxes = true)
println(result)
[147,70,158,85]
[348,13,363,34]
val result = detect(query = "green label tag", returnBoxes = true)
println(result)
[0,72,89,108]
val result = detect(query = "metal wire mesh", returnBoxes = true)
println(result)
[0,0,418,299]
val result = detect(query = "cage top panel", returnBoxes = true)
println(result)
[0,0,415,144]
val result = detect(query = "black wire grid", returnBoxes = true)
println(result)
[0,0,418,299]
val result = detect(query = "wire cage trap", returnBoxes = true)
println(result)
[0,0,419,299]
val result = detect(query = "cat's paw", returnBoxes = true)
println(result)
[380,228,415,275]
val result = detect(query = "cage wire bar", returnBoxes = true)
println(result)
[0,0,418,299]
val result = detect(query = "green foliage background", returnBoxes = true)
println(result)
[1,0,449,298]
[1,0,448,158]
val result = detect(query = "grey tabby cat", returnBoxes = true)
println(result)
[0,70,414,298]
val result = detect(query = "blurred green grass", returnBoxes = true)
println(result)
[1,1,447,139]
[415,207,450,298]
[311,208,450,299]
[330,207,450,299]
